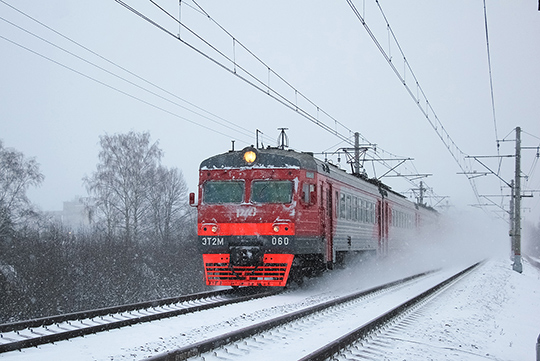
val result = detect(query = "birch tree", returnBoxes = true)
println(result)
[84,132,162,244]
[149,166,188,244]
[0,140,44,235]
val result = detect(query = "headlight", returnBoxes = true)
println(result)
[244,150,257,163]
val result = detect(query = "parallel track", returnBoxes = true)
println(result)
[300,262,480,361]
[0,287,279,354]
[146,264,479,361]
[146,270,435,360]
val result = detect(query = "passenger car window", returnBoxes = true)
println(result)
[346,195,351,220]
[203,181,244,204]
[340,193,346,219]
[251,180,293,203]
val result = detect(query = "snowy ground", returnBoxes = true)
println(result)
[1,255,539,361]
[343,257,540,361]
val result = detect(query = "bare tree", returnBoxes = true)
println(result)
[84,132,162,244]
[0,140,44,234]
[149,166,188,244]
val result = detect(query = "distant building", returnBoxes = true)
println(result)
[47,196,91,229]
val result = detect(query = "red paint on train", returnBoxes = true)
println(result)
[191,146,437,287]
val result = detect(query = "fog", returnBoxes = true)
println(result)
[304,210,509,294]
[0,0,538,227]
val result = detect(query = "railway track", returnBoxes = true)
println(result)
[0,287,279,354]
[301,262,480,361]
[146,263,480,361]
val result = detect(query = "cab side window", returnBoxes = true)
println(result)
[302,183,315,204]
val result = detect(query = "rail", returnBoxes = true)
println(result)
[0,287,278,354]
[146,270,435,361]
[299,262,480,360]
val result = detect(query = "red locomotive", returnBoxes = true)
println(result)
[190,144,437,287]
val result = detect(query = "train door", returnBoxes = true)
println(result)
[377,199,389,256]
[321,181,334,267]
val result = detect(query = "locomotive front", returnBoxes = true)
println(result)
[193,146,316,287]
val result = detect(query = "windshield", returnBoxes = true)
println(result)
[251,180,293,203]
[203,181,244,204]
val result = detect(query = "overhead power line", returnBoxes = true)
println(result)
[346,0,483,207]
[112,0,440,202]
[0,0,275,145]
[482,0,505,209]
[0,15,254,142]
[130,0,363,147]
[0,34,244,142]
[482,0,499,148]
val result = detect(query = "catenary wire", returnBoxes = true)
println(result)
[0,34,251,145]
[0,0,275,145]
[482,0,499,149]
[0,15,261,144]
[142,0,364,148]
[482,0,506,206]
[115,0,439,201]
[6,0,439,204]
[347,0,485,209]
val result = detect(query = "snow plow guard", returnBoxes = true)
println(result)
[203,253,294,287]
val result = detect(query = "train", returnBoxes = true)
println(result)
[189,143,437,287]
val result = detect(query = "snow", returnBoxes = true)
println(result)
[190,267,480,361]
[1,257,539,360]
[371,257,540,361]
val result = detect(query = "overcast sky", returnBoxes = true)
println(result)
[1,0,539,225]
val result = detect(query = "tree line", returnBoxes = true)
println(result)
[0,132,204,323]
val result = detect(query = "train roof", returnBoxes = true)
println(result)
[200,147,318,171]
[200,146,436,212]
[201,146,393,189]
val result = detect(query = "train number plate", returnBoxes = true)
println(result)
[271,236,290,246]
[201,237,225,246]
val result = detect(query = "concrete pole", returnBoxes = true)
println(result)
[354,132,360,175]
[419,181,425,206]
[509,179,514,259]
[537,333,540,361]
[513,127,523,273]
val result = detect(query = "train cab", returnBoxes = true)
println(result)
[192,146,320,287]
